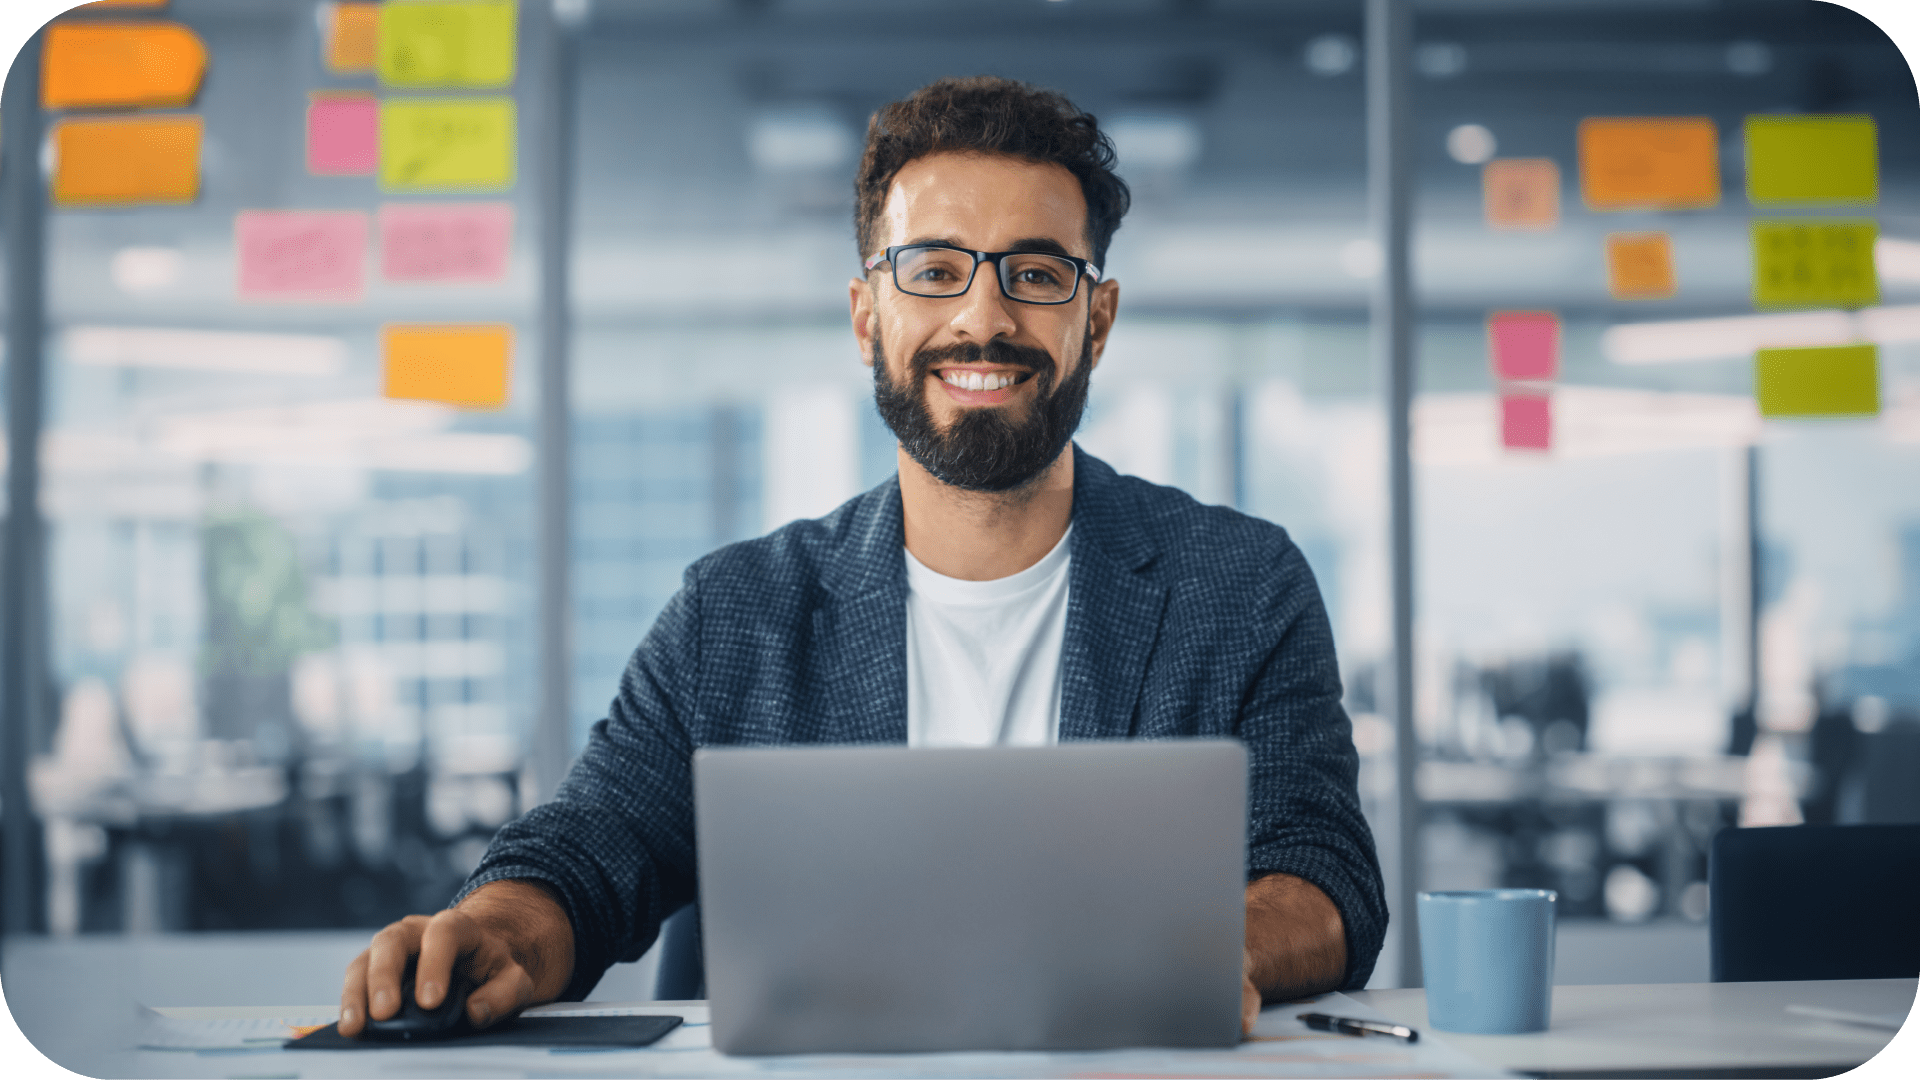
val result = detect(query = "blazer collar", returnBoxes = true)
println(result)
[1060,444,1170,741]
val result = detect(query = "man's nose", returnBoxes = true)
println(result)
[947,262,1019,342]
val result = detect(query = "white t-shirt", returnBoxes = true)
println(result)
[904,526,1072,748]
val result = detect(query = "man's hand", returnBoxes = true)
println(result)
[338,880,575,1037]
[1240,873,1347,1036]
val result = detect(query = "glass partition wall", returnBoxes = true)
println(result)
[3,0,1917,993]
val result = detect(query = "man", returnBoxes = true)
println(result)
[340,76,1385,1039]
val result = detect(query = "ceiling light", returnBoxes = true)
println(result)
[1416,43,1468,79]
[1304,34,1357,77]
[745,107,854,173]
[1107,115,1201,173]
[1446,123,1497,165]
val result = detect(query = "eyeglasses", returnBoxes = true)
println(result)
[863,243,1101,306]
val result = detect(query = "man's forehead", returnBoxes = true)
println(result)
[878,151,1090,257]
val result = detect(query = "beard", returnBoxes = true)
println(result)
[871,328,1093,494]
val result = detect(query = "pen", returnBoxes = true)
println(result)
[1298,1012,1420,1043]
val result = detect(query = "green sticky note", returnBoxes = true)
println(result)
[1751,219,1878,309]
[381,98,515,190]
[1755,343,1879,417]
[379,1,517,89]
[1746,115,1877,207]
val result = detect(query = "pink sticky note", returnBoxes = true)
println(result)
[1501,392,1552,452]
[236,210,368,301]
[308,94,378,176]
[1488,311,1561,382]
[380,202,513,283]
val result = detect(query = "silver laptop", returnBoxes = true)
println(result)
[693,740,1247,1055]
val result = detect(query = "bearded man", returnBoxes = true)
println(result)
[339,76,1385,1039]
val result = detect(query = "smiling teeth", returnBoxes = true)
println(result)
[943,371,1014,391]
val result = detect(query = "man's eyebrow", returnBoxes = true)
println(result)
[899,236,1082,259]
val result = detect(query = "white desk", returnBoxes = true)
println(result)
[1349,978,1916,1079]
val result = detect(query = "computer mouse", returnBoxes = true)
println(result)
[361,955,476,1041]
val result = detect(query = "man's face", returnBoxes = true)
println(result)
[850,151,1119,493]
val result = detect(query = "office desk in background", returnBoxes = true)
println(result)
[3,933,1912,1078]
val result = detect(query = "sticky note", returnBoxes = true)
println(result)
[52,116,201,207]
[383,324,513,408]
[1752,220,1879,310]
[1607,232,1677,301]
[1755,343,1878,417]
[380,203,513,283]
[1579,117,1720,211]
[325,3,380,75]
[1501,392,1552,452]
[308,94,379,176]
[1487,311,1560,382]
[236,211,368,302]
[1483,159,1560,231]
[1746,115,1877,207]
[41,22,207,110]
[380,98,516,191]
[379,1,517,88]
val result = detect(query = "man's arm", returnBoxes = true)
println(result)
[1239,872,1347,1034]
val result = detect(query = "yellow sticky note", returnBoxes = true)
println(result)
[1746,115,1877,207]
[325,3,380,75]
[380,98,515,191]
[1752,219,1878,310]
[41,22,208,110]
[52,115,201,207]
[1606,232,1677,300]
[383,324,513,408]
[1579,117,1720,211]
[379,1,517,88]
[1755,343,1878,417]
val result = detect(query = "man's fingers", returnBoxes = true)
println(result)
[415,910,481,1010]
[339,950,370,1037]
[464,963,536,1030]
[1241,975,1259,1037]
[365,917,428,1020]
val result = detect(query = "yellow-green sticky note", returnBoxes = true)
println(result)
[379,1,517,88]
[381,98,516,190]
[1755,343,1879,417]
[1751,219,1878,309]
[1746,115,1877,207]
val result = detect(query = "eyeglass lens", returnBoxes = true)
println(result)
[893,246,1079,304]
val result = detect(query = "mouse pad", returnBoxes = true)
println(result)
[286,1014,682,1050]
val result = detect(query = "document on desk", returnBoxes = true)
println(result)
[137,1007,335,1051]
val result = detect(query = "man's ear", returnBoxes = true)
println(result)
[849,277,876,367]
[1085,278,1120,369]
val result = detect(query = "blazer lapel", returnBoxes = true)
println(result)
[1059,447,1169,742]
[812,478,909,744]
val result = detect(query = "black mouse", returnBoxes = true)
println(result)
[362,955,476,1041]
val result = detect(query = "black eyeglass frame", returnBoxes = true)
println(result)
[862,242,1103,306]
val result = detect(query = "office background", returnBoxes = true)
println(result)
[2,0,1918,995]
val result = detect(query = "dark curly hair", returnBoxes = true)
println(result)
[855,76,1131,272]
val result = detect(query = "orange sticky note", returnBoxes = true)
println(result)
[325,3,380,75]
[41,22,208,110]
[52,115,201,207]
[1606,232,1677,300]
[1579,117,1720,211]
[383,325,513,408]
[1483,159,1560,231]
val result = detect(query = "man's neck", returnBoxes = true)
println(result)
[898,445,1074,582]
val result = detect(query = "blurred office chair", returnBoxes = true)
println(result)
[1709,824,1920,982]
[653,902,705,1000]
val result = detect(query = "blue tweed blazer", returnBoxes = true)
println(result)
[461,445,1387,998]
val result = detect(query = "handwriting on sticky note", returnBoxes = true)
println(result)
[1483,159,1560,231]
[1746,115,1877,208]
[1607,232,1677,301]
[379,1,518,88]
[381,98,516,190]
[1487,312,1560,383]
[53,116,202,207]
[383,325,514,408]
[308,94,378,176]
[41,22,207,110]
[236,211,368,302]
[1579,117,1720,211]
[1755,344,1878,417]
[380,203,513,283]
[1501,392,1552,452]
[325,2,380,75]
[1752,220,1879,310]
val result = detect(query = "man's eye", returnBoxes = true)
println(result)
[1015,267,1063,286]
[912,266,957,282]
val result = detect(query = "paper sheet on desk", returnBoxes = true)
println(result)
[137,1007,335,1051]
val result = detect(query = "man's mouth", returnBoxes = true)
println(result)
[934,368,1033,392]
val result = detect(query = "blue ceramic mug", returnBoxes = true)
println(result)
[1417,889,1557,1034]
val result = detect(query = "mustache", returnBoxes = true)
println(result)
[906,338,1057,387]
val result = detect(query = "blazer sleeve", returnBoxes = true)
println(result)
[454,566,704,1001]
[1237,541,1389,992]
